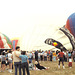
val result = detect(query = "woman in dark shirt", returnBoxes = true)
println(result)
[35,61,49,70]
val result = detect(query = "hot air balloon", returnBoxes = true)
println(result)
[60,26,75,50]
[0,32,13,55]
[0,32,12,49]
[11,38,19,50]
[65,13,75,38]
[45,38,67,51]
[45,25,75,51]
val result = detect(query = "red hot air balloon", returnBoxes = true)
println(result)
[65,13,75,38]
[0,32,12,49]
[0,40,4,48]
[0,36,1,40]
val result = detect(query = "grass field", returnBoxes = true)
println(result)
[0,61,75,75]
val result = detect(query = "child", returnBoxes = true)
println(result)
[68,57,72,68]
[53,51,57,61]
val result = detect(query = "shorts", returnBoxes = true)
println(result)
[44,56,47,61]
[69,62,72,67]
[59,58,64,62]
[38,57,40,60]
[6,62,9,66]
[8,60,12,63]
[2,61,6,64]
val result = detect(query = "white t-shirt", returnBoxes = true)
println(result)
[40,53,43,55]
[69,59,72,62]
[38,53,41,57]
[44,53,47,56]
[12,51,21,62]
[8,53,12,60]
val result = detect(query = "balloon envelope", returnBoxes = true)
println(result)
[65,13,75,38]
[0,33,12,49]
[11,39,18,50]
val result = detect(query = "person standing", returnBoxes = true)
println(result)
[15,51,30,75]
[64,51,67,62]
[43,51,47,61]
[8,50,13,73]
[29,52,33,63]
[12,46,21,75]
[32,51,35,63]
[1,52,6,72]
[38,52,41,61]
[35,50,38,61]
[53,51,57,61]
[68,56,72,68]
[68,52,71,61]
[50,51,53,61]
[58,50,65,69]
[40,51,43,61]
[72,50,75,62]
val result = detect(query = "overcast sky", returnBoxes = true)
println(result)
[0,0,75,39]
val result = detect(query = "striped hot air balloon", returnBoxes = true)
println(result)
[65,13,75,38]
[0,32,12,49]
[11,38,19,50]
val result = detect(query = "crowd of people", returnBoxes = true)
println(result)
[0,46,75,75]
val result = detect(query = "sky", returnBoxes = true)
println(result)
[0,0,75,39]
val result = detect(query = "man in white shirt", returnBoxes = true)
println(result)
[12,46,21,75]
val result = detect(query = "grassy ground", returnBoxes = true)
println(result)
[0,61,75,75]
